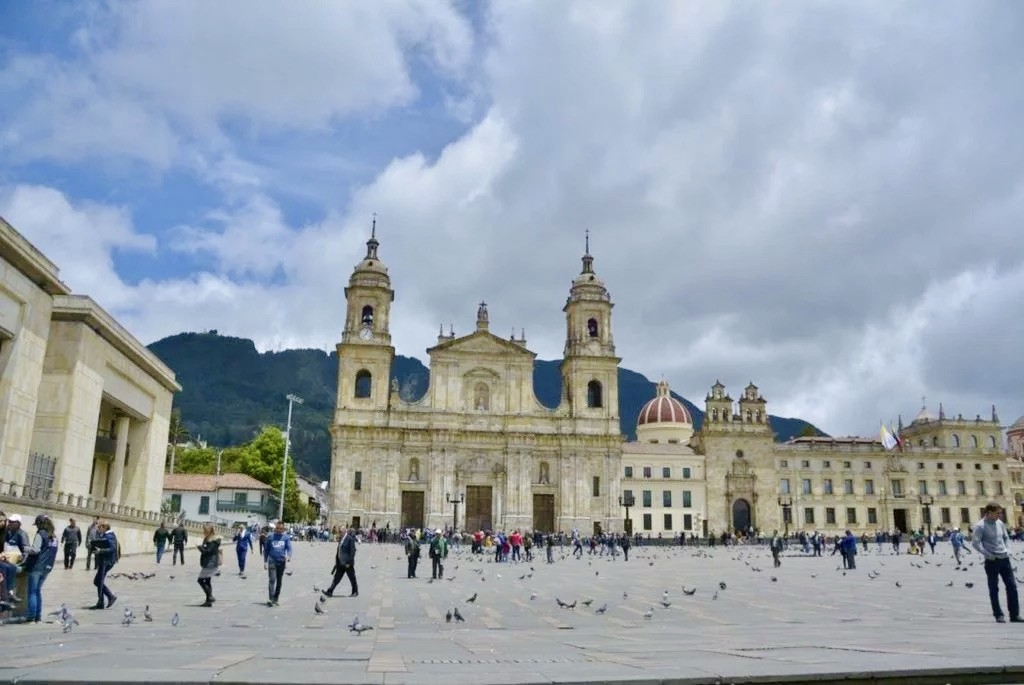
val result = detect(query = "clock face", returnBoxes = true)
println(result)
[359,327,373,341]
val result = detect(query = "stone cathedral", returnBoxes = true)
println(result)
[330,228,1021,536]
[329,229,623,534]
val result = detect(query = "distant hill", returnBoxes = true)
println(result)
[148,331,825,480]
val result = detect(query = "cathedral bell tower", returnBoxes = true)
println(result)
[336,219,395,411]
[560,232,621,425]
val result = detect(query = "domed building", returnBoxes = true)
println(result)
[620,380,706,537]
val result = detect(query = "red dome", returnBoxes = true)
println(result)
[638,380,692,426]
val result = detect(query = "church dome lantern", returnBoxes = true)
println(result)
[638,379,693,427]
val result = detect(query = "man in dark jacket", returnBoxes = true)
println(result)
[85,517,99,570]
[90,521,118,609]
[171,523,188,565]
[153,523,171,563]
[61,518,82,569]
[404,530,421,579]
[326,528,358,597]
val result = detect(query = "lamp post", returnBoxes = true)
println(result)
[446,491,464,532]
[278,393,303,522]
[919,493,934,535]
[778,495,793,537]
[618,494,635,536]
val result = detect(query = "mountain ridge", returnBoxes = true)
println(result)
[148,331,826,480]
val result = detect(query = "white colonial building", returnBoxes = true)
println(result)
[163,473,276,527]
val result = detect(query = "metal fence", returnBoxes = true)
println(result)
[25,452,57,493]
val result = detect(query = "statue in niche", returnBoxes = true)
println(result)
[474,382,490,411]
[538,461,550,485]
[408,458,420,481]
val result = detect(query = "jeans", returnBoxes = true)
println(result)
[93,561,115,606]
[156,543,165,563]
[237,549,247,573]
[267,560,286,601]
[0,560,19,598]
[27,570,50,621]
[984,557,1019,619]
[63,544,77,569]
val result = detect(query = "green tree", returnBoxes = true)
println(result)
[174,446,218,474]
[799,424,819,438]
[166,409,191,472]
[233,426,307,522]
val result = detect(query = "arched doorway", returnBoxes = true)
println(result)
[732,498,752,533]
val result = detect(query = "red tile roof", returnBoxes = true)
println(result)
[163,473,273,493]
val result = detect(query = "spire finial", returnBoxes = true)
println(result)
[365,214,380,259]
[476,301,489,331]
[581,230,594,274]
[585,228,590,255]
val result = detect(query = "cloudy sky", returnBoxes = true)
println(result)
[2,2,1022,437]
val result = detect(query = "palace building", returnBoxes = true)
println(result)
[329,228,1020,535]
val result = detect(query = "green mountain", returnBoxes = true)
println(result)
[148,331,826,480]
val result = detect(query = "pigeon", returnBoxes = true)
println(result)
[171,613,180,626]
[529,592,537,600]
[350,619,374,635]
[965,582,974,588]
[453,607,465,623]
[61,615,79,633]
[718,581,727,590]
[581,599,594,607]
[445,609,452,623]
[595,603,607,614]
[315,602,327,614]
[319,593,328,604]
[642,607,654,619]
[466,593,478,603]
[122,608,135,625]
[682,587,697,596]
[144,605,153,622]
[946,581,954,587]
[895,581,903,588]
[771,577,778,582]
[660,600,671,608]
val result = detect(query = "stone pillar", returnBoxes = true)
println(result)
[109,415,131,504]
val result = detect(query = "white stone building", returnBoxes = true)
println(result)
[0,217,192,553]
[163,473,276,527]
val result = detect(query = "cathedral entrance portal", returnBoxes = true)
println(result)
[731,499,752,534]
[465,486,493,532]
[533,494,555,533]
[401,491,425,530]
[892,508,908,534]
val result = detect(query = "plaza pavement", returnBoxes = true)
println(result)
[0,538,1022,685]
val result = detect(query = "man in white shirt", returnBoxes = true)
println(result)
[971,502,1020,623]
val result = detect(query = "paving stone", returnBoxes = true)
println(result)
[0,541,1021,684]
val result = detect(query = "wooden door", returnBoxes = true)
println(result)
[401,491,425,530]
[465,486,493,532]
[533,494,555,533]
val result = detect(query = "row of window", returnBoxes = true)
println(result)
[621,489,694,508]
[783,505,989,527]
[780,477,1005,497]
[624,466,694,479]
[638,512,697,532]
[781,458,1001,472]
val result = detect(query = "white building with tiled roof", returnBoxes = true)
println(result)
[163,473,276,526]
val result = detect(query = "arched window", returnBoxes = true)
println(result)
[952,434,960,448]
[989,435,997,449]
[361,305,374,327]
[755,410,762,423]
[408,458,420,481]
[587,318,599,338]
[586,380,603,408]
[932,436,939,447]
[539,461,550,484]
[712,409,719,421]
[969,435,978,448]
[474,382,490,411]
[745,410,752,423]
[354,369,372,398]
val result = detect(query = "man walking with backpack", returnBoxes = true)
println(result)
[89,521,118,609]
[429,529,448,580]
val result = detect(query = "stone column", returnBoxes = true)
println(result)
[109,415,130,504]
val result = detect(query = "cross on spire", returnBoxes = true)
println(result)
[581,229,594,274]
[365,214,379,259]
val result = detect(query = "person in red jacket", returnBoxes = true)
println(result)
[509,530,522,562]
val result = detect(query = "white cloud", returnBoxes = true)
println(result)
[4,2,1024,437]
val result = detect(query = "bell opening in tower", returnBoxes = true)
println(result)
[587,318,599,337]
[361,305,374,327]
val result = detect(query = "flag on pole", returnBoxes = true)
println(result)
[880,423,897,451]
[889,424,903,451]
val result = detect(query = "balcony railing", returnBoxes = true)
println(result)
[216,500,274,514]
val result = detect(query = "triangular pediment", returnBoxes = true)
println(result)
[428,330,536,358]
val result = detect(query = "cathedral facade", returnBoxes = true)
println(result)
[329,229,623,534]
[330,229,1020,536]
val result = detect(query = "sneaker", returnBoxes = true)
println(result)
[267,600,274,607]
[996,616,1007,623]
[1010,617,1024,623]
[324,590,333,597]
[106,596,117,609]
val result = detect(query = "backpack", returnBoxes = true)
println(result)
[110,534,121,565]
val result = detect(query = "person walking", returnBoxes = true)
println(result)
[770,531,783,568]
[60,518,82,569]
[84,516,100,570]
[972,503,1020,623]
[153,523,171,563]
[196,524,223,607]
[429,529,448,580]
[840,530,858,569]
[171,522,188,565]
[23,515,58,623]
[326,527,358,597]
[89,521,118,609]
[263,521,292,606]
[233,525,253,575]
[951,528,966,564]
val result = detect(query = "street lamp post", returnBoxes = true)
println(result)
[618,494,635,535]
[446,491,464,532]
[919,493,934,535]
[778,495,793,537]
[278,393,304,522]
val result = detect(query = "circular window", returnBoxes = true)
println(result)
[736,449,745,458]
